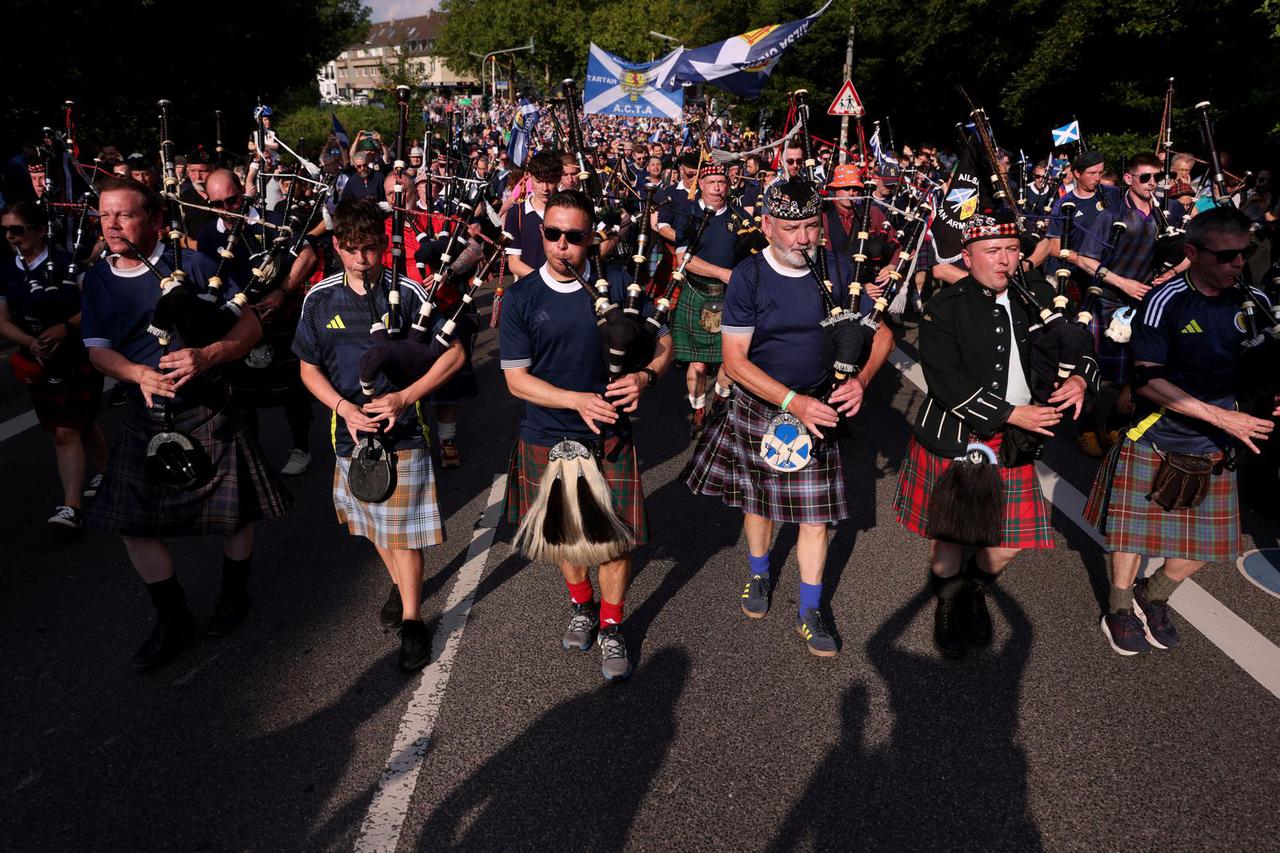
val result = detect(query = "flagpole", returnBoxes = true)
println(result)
[837,23,855,165]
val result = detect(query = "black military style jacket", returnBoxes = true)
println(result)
[913,274,1100,457]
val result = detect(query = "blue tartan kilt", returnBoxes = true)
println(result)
[1087,297,1135,385]
[685,388,848,524]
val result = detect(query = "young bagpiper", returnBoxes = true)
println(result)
[686,177,895,657]
[499,190,672,683]
[294,199,465,672]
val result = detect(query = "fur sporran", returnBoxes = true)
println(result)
[514,440,634,565]
[926,442,1004,546]
[1147,450,1213,511]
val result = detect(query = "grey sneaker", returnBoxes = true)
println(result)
[740,574,769,618]
[47,505,82,529]
[83,473,104,499]
[562,601,599,651]
[281,449,311,476]
[597,624,632,682]
[795,608,838,658]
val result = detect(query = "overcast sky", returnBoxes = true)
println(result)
[364,0,439,22]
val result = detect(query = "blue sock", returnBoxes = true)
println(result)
[799,582,822,616]
[748,552,770,579]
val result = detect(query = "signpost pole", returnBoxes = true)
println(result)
[837,23,855,164]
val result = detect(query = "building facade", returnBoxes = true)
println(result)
[319,13,477,102]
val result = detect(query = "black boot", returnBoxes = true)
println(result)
[962,558,997,648]
[133,577,196,670]
[206,556,252,638]
[931,573,966,659]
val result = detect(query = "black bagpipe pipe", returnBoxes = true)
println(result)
[561,79,606,209]
[798,248,871,392]
[1075,219,1129,339]
[1054,200,1077,303]
[855,196,933,348]
[1195,100,1231,204]
[16,253,77,350]
[647,207,714,338]
[792,89,834,290]
[624,184,657,317]
[847,189,876,301]
[205,209,247,299]
[66,191,95,284]
[574,243,652,378]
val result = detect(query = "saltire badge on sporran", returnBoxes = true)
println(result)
[349,433,397,503]
[760,412,812,472]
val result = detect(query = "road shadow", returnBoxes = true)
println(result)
[768,585,1042,852]
[414,646,690,851]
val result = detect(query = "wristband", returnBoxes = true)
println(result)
[640,367,657,389]
[781,390,797,412]
[336,399,347,418]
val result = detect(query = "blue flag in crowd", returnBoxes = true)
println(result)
[1051,120,1081,147]
[584,44,685,120]
[869,128,895,168]
[331,113,350,147]
[507,99,540,168]
[656,1,832,98]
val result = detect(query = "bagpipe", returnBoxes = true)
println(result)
[13,250,79,384]
[1149,78,1187,278]
[1075,219,1134,341]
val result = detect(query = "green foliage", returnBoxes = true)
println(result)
[1088,132,1159,167]
[275,107,414,157]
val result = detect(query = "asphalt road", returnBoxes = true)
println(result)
[2,297,1279,852]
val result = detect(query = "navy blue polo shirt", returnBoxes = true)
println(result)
[673,201,739,269]
[1078,193,1187,283]
[502,199,545,270]
[0,247,79,340]
[721,248,874,390]
[195,209,277,289]
[499,262,669,446]
[1131,274,1270,453]
[657,183,699,234]
[81,244,229,406]
[293,270,436,456]
[1046,185,1124,242]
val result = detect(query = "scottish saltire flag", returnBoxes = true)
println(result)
[507,99,540,168]
[868,128,895,168]
[656,1,832,98]
[330,113,350,147]
[584,44,685,120]
[1051,120,1080,147]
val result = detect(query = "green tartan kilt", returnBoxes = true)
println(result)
[672,278,723,364]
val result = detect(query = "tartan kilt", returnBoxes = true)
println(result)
[333,446,445,549]
[1083,439,1239,563]
[893,434,1054,549]
[503,435,648,545]
[88,397,292,537]
[1086,297,1134,385]
[685,388,849,525]
[29,360,104,431]
[671,277,723,364]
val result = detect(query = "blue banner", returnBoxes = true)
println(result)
[584,44,685,120]
[507,99,540,168]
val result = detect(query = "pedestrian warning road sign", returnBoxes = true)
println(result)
[827,80,864,117]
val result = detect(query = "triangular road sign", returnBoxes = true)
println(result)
[827,80,864,117]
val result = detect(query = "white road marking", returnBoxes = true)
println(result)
[353,473,507,853]
[889,348,1280,699]
[0,377,116,444]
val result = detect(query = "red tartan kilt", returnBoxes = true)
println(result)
[894,434,1054,550]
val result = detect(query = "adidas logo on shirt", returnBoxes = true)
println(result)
[326,315,347,330]
[1180,319,1204,334]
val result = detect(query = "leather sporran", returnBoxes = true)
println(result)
[999,426,1045,467]
[349,435,397,503]
[699,302,723,333]
[1147,451,1213,511]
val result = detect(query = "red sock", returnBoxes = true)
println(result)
[599,599,624,627]
[566,579,595,605]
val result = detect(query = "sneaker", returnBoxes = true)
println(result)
[398,619,432,672]
[1133,580,1180,650]
[380,585,404,630]
[205,591,251,638]
[281,448,311,476]
[47,505,81,529]
[689,406,707,439]
[1100,611,1154,656]
[83,474,104,499]
[562,600,599,651]
[740,574,770,619]
[132,607,196,670]
[439,438,461,469]
[1077,431,1104,458]
[597,624,632,682]
[795,608,838,657]
[932,577,965,659]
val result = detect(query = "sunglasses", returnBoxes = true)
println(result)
[1131,172,1159,184]
[4,224,33,236]
[541,226,592,245]
[1191,243,1256,264]
[208,195,242,210]
[785,158,804,165]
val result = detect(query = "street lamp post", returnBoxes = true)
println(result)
[469,39,535,103]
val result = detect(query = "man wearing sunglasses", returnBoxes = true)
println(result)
[1066,153,1190,451]
[499,190,673,683]
[1085,205,1277,656]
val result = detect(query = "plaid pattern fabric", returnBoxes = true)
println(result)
[1083,439,1239,563]
[503,436,649,545]
[89,399,292,537]
[893,434,1054,549]
[671,276,723,364]
[1085,295,1134,384]
[685,388,849,524]
[333,446,445,549]
[29,360,104,431]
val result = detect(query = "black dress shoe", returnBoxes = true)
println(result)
[962,575,994,648]
[205,593,251,638]
[398,619,431,672]
[931,575,965,659]
[132,607,196,670]
[380,585,403,630]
